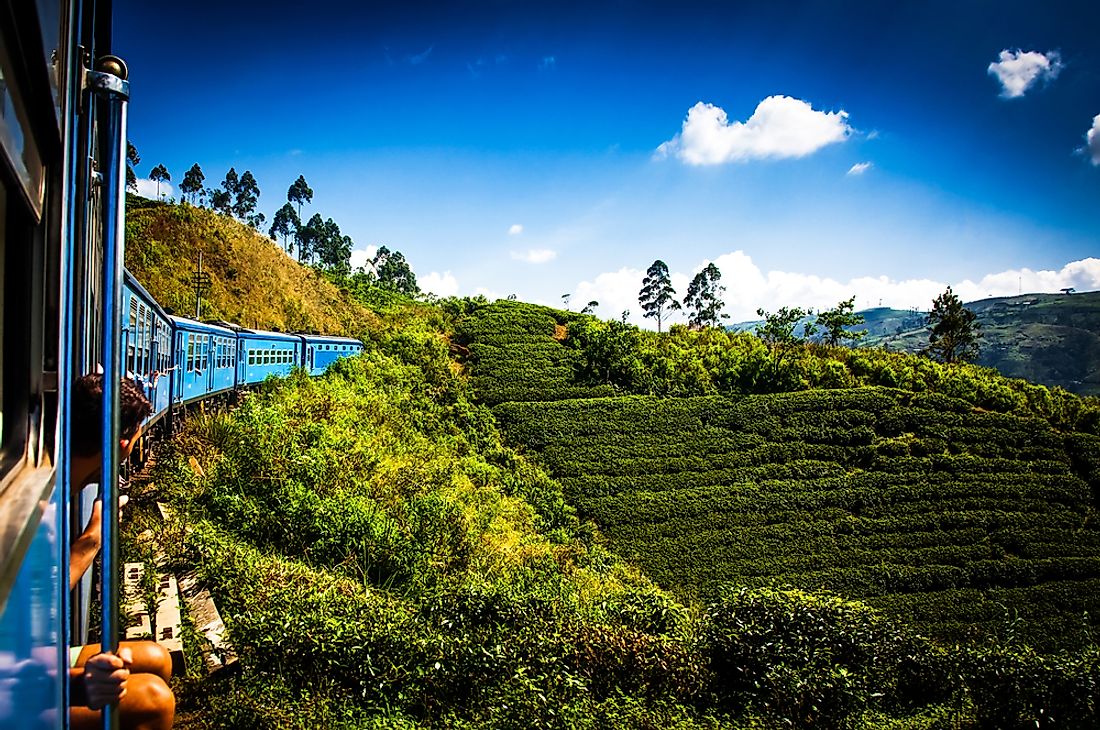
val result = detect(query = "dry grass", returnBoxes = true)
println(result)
[125,200,380,337]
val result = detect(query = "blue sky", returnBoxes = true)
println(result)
[116,0,1100,323]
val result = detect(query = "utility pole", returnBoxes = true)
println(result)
[190,252,212,319]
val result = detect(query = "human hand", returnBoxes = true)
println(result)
[82,646,133,710]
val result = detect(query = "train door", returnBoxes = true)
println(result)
[175,331,186,401]
[207,336,215,392]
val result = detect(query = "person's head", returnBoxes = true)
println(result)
[72,374,152,461]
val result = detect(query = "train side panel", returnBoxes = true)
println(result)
[300,335,364,376]
[239,330,301,385]
[123,275,172,425]
[170,317,237,404]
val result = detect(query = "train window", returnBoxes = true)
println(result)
[0,40,45,217]
[248,350,255,366]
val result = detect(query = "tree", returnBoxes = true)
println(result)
[179,163,205,204]
[288,175,313,219]
[297,213,324,264]
[815,296,866,347]
[581,300,599,315]
[233,170,260,220]
[148,164,170,199]
[756,306,813,349]
[269,203,300,253]
[247,211,266,230]
[210,189,232,215]
[315,217,352,276]
[126,142,140,192]
[925,286,980,364]
[638,259,681,332]
[372,246,419,295]
[683,263,727,329]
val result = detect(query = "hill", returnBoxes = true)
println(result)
[863,292,1100,397]
[730,292,1100,396]
[124,197,379,336]
[456,301,1100,649]
[123,203,1100,727]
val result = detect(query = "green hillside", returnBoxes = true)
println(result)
[495,389,1100,648]
[123,204,1100,727]
[457,301,1100,649]
[866,293,1100,396]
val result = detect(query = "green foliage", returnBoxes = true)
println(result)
[817,296,867,347]
[149,163,170,198]
[371,245,419,296]
[493,387,1100,649]
[232,170,260,220]
[639,259,681,332]
[287,174,314,218]
[684,263,727,329]
[700,587,951,727]
[926,286,981,364]
[180,163,205,204]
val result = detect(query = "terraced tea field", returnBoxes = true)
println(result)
[494,389,1100,648]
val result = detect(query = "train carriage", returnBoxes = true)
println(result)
[300,334,364,376]
[238,329,301,386]
[169,317,237,404]
[123,272,172,424]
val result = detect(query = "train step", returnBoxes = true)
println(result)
[121,562,185,676]
[178,572,238,672]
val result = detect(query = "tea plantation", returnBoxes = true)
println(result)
[458,301,1100,650]
[494,389,1100,648]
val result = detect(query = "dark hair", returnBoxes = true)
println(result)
[71,374,153,457]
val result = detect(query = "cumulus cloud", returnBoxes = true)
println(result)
[655,96,852,165]
[988,50,1063,98]
[508,224,524,235]
[847,162,873,176]
[511,248,557,264]
[350,245,379,272]
[419,270,459,297]
[135,178,174,200]
[571,253,1100,328]
[1086,114,1100,166]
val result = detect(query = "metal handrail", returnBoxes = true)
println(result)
[86,55,129,730]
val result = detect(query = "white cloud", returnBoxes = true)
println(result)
[511,248,557,264]
[847,162,873,176]
[419,270,459,297]
[508,224,524,235]
[1086,114,1100,166]
[656,96,852,165]
[573,253,1100,328]
[988,50,1063,98]
[350,245,378,272]
[135,178,174,200]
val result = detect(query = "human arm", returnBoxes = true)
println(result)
[68,494,128,591]
[69,500,101,591]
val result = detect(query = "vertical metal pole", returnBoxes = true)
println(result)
[87,55,129,730]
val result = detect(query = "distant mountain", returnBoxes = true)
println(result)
[730,292,1100,396]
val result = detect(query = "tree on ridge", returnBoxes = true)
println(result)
[126,142,141,192]
[683,263,727,329]
[816,296,866,347]
[288,175,313,219]
[925,286,980,364]
[179,163,205,204]
[270,203,300,254]
[639,259,681,332]
[149,164,170,199]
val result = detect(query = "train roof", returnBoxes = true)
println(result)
[123,269,172,320]
[168,315,237,335]
[236,327,301,342]
[300,333,364,345]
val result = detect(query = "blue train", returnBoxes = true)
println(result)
[122,272,362,427]
[0,3,363,727]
